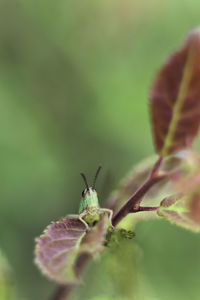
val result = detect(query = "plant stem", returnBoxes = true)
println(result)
[112,174,165,226]
[50,285,70,300]
[138,206,158,212]
[112,157,166,226]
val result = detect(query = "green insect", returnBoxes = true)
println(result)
[70,166,113,231]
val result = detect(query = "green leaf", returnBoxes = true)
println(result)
[150,28,200,155]
[157,194,200,232]
[100,239,147,300]
[35,215,109,284]
[0,250,16,300]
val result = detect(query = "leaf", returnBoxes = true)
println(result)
[165,150,200,199]
[0,249,16,300]
[100,239,147,300]
[81,216,109,253]
[158,172,200,232]
[150,28,200,156]
[35,216,86,284]
[157,195,200,232]
[35,215,109,285]
[157,150,200,231]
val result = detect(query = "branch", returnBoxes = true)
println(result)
[50,285,70,300]
[112,157,167,226]
[138,206,158,212]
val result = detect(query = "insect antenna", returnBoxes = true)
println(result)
[80,173,89,190]
[92,165,102,189]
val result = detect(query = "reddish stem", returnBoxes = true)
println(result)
[50,286,69,300]
[112,174,165,226]
[138,206,158,212]
[112,156,166,226]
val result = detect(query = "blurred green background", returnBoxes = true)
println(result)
[1,0,200,299]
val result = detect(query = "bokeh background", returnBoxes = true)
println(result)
[1,0,200,299]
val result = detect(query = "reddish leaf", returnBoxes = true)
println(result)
[168,150,200,196]
[157,156,200,232]
[35,216,86,284]
[150,29,200,155]
[35,215,109,285]
[158,194,200,232]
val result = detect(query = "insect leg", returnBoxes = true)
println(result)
[78,211,90,232]
[68,214,79,219]
[100,208,113,224]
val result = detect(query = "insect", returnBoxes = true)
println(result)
[34,166,114,284]
[70,166,113,231]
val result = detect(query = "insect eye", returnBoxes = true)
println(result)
[82,190,85,197]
